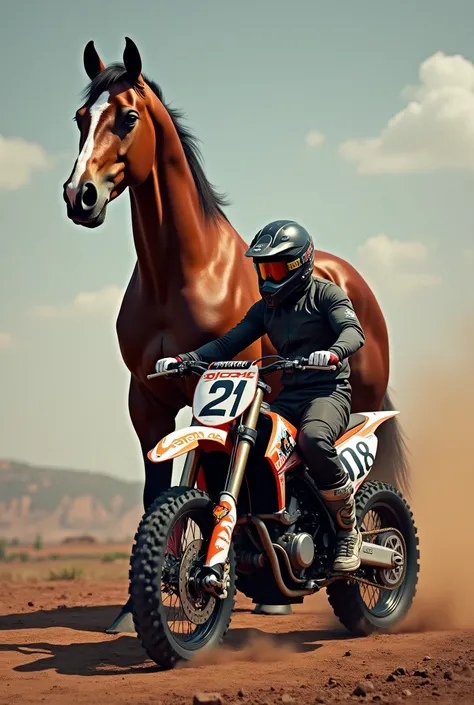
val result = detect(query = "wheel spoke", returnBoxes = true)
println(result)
[327,483,418,641]
[358,503,407,616]
[159,513,218,643]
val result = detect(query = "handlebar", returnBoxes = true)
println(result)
[146,356,340,380]
[258,356,340,375]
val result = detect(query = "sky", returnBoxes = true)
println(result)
[1,0,473,483]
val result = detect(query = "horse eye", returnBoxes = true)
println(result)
[124,111,139,128]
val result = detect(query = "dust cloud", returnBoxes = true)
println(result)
[178,632,297,668]
[400,321,474,632]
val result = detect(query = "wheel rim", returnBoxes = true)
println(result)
[160,509,227,650]
[357,502,409,619]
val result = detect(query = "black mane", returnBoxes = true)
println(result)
[81,63,230,220]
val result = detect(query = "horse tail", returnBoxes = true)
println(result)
[372,389,411,498]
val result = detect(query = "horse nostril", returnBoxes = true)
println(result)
[81,181,99,210]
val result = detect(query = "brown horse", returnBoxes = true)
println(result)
[62,38,409,632]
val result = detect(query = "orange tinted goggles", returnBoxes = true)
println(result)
[257,261,289,282]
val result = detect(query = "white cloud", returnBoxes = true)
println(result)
[305,129,325,148]
[339,51,474,174]
[0,136,51,190]
[32,285,124,320]
[0,332,14,349]
[358,234,429,268]
[357,234,442,295]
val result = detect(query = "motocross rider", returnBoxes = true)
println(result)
[155,220,366,573]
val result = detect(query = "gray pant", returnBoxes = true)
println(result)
[270,382,351,490]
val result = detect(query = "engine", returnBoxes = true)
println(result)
[276,532,315,572]
[234,476,327,590]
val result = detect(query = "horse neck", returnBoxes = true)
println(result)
[128,95,223,303]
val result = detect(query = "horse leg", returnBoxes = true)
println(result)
[106,376,177,634]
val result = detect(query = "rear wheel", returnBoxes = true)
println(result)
[327,481,419,635]
[129,486,236,669]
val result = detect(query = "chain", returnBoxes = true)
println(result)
[361,526,405,540]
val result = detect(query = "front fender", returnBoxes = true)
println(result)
[147,425,229,463]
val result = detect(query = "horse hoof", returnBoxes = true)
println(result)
[105,598,136,634]
[253,604,293,615]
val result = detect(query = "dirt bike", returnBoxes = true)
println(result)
[129,356,419,669]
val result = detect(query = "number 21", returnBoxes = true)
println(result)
[199,380,247,417]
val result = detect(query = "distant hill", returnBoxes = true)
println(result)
[0,459,144,543]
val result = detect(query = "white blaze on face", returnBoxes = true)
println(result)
[66,91,110,206]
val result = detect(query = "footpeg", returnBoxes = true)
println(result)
[303,579,320,592]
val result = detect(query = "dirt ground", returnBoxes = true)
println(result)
[0,557,129,584]
[0,541,132,583]
[2,580,474,705]
[16,542,132,559]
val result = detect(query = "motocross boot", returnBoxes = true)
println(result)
[320,477,362,572]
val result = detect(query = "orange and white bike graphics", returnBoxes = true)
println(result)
[205,493,238,567]
[147,426,231,463]
[147,358,399,577]
[261,411,301,508]
[334,411,399,492]
[148,365,259,464]
[255,408,400,511]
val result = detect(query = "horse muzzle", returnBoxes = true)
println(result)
[63,179,111,229]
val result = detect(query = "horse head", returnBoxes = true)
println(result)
[63,38,156,228]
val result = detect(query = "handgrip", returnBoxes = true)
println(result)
[146,368,179,380]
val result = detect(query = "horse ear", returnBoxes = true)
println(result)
[123,37,142,85]
[83,41,105,80]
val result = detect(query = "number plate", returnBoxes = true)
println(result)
[193,365,259,426]
[337,433,378,487]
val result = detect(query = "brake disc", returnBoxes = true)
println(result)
[178,539,216,624]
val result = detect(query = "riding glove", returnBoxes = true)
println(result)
[308,350,339,366]
[155,357,180,373]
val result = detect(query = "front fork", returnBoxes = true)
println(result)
[201,385,265,596]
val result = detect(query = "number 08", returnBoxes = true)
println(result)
[339,441,375,482]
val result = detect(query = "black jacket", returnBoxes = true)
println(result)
[179,277,365,389]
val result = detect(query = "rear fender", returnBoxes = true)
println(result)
[147,425,230,463]
[336,411,400,492]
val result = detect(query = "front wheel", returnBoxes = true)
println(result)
[327,480,419,635]
[129,486,236,669]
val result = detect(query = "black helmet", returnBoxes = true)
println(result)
[245,220,315,307]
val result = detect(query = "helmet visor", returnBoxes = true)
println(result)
[257,260,289,282]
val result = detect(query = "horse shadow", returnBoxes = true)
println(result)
[0,604,350,677]
[0,604,123,635]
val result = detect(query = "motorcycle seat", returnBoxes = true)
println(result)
[343,413,366,435]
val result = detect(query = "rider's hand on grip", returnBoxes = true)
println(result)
[308,350,340,367]
[155,356,180,374]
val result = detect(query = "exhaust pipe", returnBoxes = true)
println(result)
[249,517,314,597]
[359,541,403,569]
[248,517,403,593]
